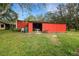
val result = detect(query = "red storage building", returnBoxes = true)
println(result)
[16,20,66,33]
[16,20,28,29]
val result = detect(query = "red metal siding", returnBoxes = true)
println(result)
[17,20,28,29]
[42,23,66,33]
[28,23,33,32]
[17,20,66,33]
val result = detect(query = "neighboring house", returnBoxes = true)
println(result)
[0,20,16,30]
[16,20,66,33]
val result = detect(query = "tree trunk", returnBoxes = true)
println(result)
[0,4,10,16]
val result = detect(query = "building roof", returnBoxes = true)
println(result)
[0,20,16,25]
[17,20,66,24]
[27,21,66,24]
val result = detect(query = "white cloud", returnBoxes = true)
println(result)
[46,4,58,13]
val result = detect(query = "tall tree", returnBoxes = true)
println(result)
[56,3,79,30]
[0,3,46,22]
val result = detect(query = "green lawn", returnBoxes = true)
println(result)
[0,30,79,56]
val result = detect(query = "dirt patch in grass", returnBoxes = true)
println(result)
[45,33,61,45]
[51,34,61,45]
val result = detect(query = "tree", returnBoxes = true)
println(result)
[0,3,46,22]
[65,3,79,30]
[0,4,10,16]
[44,12,55,22]
[25,15,36,21]
[36,14,45,22]
[18,3,46,15]
[56,3,79,30]
[0,3,17,23]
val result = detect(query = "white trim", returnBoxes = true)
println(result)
[16,20,17,28]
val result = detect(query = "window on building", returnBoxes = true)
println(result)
[1,24,4,28]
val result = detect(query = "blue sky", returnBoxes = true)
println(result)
[11,3,59,20]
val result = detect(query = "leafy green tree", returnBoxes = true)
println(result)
[25,15,36,21]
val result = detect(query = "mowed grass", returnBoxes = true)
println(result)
[0,30,79,56]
